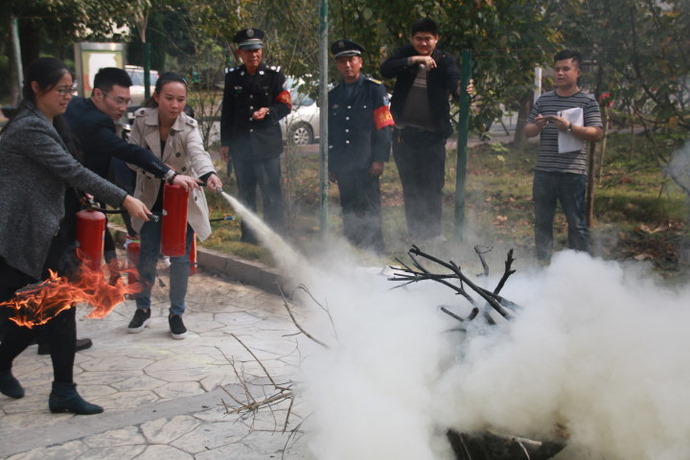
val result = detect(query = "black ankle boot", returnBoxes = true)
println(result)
[0,369,24,399]
[49,381,103,415]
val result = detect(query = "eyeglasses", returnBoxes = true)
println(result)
[102,91,132,107]
[55,86,77,97]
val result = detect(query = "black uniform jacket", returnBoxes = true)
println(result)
[220,63,292,161]
[64,97,169,179]
[380,44,460,139]
[328,75,394,173]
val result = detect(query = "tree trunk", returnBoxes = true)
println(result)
[512,90,533,148]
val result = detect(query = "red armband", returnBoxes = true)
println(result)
[276,90,292,110]
[373,105,395,130]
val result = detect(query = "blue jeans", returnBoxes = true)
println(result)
[135,220,194,316]
[533,171,589,262]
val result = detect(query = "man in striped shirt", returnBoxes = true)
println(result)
[525,49,603,263]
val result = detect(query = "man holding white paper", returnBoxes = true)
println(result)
[524,49,603,263]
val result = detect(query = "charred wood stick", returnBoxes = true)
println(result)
[493,248,516,295]
[230,333,291,391]
[278,286,329,349]
[474,245,492,277]
[392,255,475,305]
[440,306,465,322]
[409,246,511,319]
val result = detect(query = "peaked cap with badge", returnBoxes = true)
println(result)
[331,39,365,58]
[233,28,265,50]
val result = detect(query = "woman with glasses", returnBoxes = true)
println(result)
[0,57,151,414]
[126,72,222,339]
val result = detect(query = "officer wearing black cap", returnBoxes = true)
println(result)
[328,39,394,253]
[220,28,292,243]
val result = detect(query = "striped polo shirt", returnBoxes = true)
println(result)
[527,90,602,175]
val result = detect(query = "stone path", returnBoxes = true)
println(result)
[0,269,312,459]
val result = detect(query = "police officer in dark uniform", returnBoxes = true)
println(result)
[329,40,394,253]
[220,28,292,243]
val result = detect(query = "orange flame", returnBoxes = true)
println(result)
[0,259,142,328]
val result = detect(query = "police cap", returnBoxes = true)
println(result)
[331,40,365,58]
[234,28,264,50]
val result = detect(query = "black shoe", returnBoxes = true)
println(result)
[168,314,187,340]
[127,309,151,333]
[49,381,103,415]
[38,337,93,355]
[0,369,24,399]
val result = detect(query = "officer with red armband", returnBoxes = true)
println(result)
[328,40,394,253]
[220,28,292,244]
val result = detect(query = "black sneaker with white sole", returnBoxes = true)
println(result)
[168,314,187,339]
[128,309,151,333]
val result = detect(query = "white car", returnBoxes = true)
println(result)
[281,78,320,145]
[125,65,159,107]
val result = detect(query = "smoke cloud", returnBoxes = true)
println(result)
[294,249,690,459]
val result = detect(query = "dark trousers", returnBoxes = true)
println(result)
[0,259,76,383]
[393,128,446,241]
[232,156,286,243]
[334,169,385,253]
[533,171,589,262]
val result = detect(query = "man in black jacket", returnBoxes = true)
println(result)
[65,68,199,260]
[381,18,468,243]
[328,40,394,253]
[220,28,292,243]
[65,68,198,190]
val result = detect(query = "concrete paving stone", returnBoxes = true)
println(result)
[154,380,204,399]
[200,373,238,392]
[141,414,200,444]
[171,420,246,453]
[79,355,155,372]
[192,406,235,422]
[99,389,162,410]
[109,373,167,392]
[72,370,131,387]
[132,444,193,460]
[82,425,144,448]
[213,311,265,327]
[0,266,315,459]
[6,440,89,460]
[74,445,148,460]
[146,365,217,382]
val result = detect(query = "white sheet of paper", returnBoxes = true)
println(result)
[558,107,584,153]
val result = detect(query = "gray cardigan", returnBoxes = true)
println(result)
[0,103,128,279]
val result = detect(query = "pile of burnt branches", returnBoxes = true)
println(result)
[389,245,520,326]
[390,245,568,460]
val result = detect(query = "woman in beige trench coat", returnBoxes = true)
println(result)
[126,72,223,339]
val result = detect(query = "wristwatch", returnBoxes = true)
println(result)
[163,169,178,184]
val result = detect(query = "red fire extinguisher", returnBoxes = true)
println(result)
[75,209,106,271]
[161,183,189,257]
[126,239,141,285]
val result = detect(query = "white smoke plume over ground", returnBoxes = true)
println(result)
[220,190,690,459]
[292,249,690,460]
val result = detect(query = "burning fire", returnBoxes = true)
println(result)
[0,258,142,328]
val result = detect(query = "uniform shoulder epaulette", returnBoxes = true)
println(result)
[134,107,147,117]
[185,116,197,127]
[267,65,282,73]
[225,66,239,74]
[365,76,383,85]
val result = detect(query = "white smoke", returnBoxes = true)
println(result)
[294,249,690,459]
[222,191,690,459]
